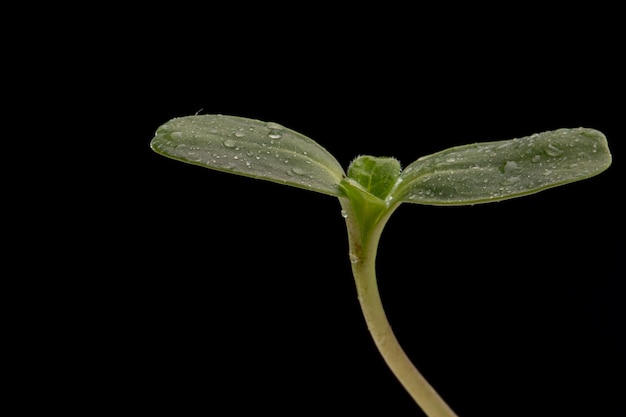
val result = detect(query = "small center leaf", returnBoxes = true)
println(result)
[347,156,402,201]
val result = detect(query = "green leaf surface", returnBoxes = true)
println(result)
[395,128,612,205]
[347,156,402,201]
[150,115,345,196]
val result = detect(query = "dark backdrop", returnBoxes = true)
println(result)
[54,5,624,416]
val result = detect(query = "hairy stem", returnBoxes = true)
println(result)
[341,200,458,417]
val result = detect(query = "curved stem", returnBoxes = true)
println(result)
[341,200,458,417]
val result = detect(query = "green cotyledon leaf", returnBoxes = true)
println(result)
[150,115,346,196]
[393,128,612,205]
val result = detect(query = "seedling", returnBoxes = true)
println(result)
[150,115,612,417]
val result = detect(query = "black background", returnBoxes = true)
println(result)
[38,5,624,416]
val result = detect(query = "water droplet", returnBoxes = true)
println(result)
[501,176,521,185]
[349,252,360,264]
[233,131,246,138]
[545,144,564,157]
[340,210,348,218]
[266,122,284,130]
[500,160,518,174]
[531,155,541,163]
[185,152,203,162]
[291,167,307,176]
[496,142,513,150]
[222,139,237,148]
[268,130,283,139]
[170,131,183,139]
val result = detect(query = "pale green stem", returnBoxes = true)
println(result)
[341,200,458,417]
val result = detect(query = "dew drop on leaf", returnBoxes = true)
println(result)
[265,122,284,130]
[291,167,307,176]
[268,130,283,139]
[222,139,237,148]
[501,176,521,185]
[545,144,565,157]
[500,160,519,174]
